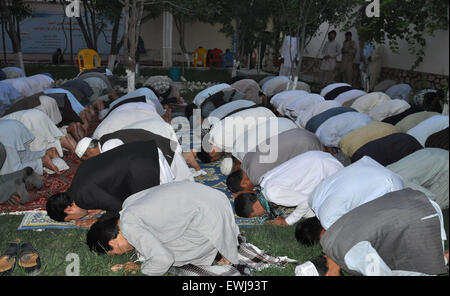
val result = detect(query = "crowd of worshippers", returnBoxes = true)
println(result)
[1,65,449,276]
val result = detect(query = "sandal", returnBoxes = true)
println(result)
[0,243,19,275]
[18,243,41,276]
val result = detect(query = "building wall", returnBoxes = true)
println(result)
[139,16,233,63]
[302,23,449,76]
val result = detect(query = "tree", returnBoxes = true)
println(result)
[349,0,449,70]
[120,0,146,92]
[0,0,32,72]
[209,0,274,64]
[95,0,125,70]
[274,0,354,78]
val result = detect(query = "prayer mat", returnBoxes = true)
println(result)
[17,211,87,231]
[0,152,81,215]
[168,234,297,276]
[0,118,100,215]
[195,160,295,228]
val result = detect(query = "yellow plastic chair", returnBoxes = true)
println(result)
[193,47,208,68]
[77,49,101,72]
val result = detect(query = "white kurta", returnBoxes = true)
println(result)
[296,100,342,128]
[285,94,325,118]
[270,90,309,116]
[232,118,298,162]
[407,115,449,146]
[0,119,45,175]
[203,100,256,129]
[259,151,344,225]
[93,108,161,140]
[315,112,373,148]
[209,107,276,153]
[1,109,64,157]
[35,95,63,125]
[320,40,340,71]
[24,74,55,95]
[351,92,391,114]
[2,77,34,97]
[193,83,231,107]
[110,88,165,116]
[320,83,351,97]
[310,156,405,230]
[120,181,240,276]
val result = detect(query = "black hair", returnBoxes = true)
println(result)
[423,90,444,113]
[185,103,197,120]
[196,149,213,164]
[227,169,244,193]
[295,217,323,246]
[310,255,329,276]
[46,192,72,222]
[329,30,337,35]
[345,32,352,36]
[86,212,120,254]
[234,193,258,218]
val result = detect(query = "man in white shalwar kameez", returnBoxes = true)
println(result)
[87,181,240,276]
[92,106,162,140]
[0,119,62,175]
[320,31,340,84]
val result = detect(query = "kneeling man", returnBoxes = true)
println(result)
[46,141,176,226]
[87,181,240,276]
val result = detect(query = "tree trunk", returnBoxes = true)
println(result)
[174,15,189,65]
[107,13,123,71]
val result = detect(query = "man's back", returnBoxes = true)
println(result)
[67,141,160,212]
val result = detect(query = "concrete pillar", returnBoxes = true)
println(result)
[162,11,173,68]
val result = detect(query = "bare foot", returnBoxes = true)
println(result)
[45,147,59,159]
[183,151,201,171]
[7,194,21,206]
[93,99,105,112]
[162,106,172,123]
[60,134,77,153]
[42,155,61,175]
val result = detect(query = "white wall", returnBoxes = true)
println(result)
[140,16,232,63]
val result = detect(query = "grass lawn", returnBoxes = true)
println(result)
[0,209,448,276]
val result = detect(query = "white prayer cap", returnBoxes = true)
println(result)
[98,109,109,121]
[295,261,320,276]
[220,157,234,176]
[75,137,93,159]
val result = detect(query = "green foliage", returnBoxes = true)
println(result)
[351,0,449,70]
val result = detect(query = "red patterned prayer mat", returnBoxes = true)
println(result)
[0,119,100,215]
[0,151,81,215]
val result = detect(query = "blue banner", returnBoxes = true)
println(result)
[0,11,123,54]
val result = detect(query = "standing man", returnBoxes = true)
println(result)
[320,31,340,85]
[340,32,357,85]
[360,40,384,92]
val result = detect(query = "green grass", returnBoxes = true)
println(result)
[1,209,448,276]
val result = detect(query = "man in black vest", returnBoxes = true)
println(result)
[74,129,197,178]
[295,188,449,276]
[46,141,172,227]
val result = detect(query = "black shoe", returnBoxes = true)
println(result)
[0,243,19,275]
[18,243,41,276]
